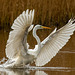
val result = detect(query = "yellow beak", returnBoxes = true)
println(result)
[41,26,51,29]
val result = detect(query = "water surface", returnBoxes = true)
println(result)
[0,29,75,75]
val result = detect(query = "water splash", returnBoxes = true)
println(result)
[0,57,7,64]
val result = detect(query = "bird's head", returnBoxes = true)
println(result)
[34,25,51,30]
[41,25,51,29]
[33,25,51,37]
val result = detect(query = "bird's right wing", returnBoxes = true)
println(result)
[35,18,75,66]
[5,9,34,59]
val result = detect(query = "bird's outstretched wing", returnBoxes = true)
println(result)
[35,18,75,66]
[5,9,34,59]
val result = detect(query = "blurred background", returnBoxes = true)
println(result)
[0,0,75,67]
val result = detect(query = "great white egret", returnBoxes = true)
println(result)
[0,9,75,68]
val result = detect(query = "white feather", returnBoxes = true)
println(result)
[5,9,34,59]
[35,19,75,66]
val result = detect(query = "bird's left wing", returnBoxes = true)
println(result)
[35,18,75,66]
[5,9,34,59]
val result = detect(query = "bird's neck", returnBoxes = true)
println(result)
[33,27,41,50]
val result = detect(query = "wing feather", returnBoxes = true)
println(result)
[35,19,75,66]
[5,9,34,59]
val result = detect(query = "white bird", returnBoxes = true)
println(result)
[0,9,75,68]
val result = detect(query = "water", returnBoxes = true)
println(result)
[0,29,75,75]
[0,66,75,75]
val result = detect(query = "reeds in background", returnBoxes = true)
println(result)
[0,0,75,57]
[0,0,75,29]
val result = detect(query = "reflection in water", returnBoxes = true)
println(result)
[0,68,30,75]
[0,68,48,75]
[35,71,47,75]
[0,67,75,75]
[59,51,75,54]
[29,66,75,72]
